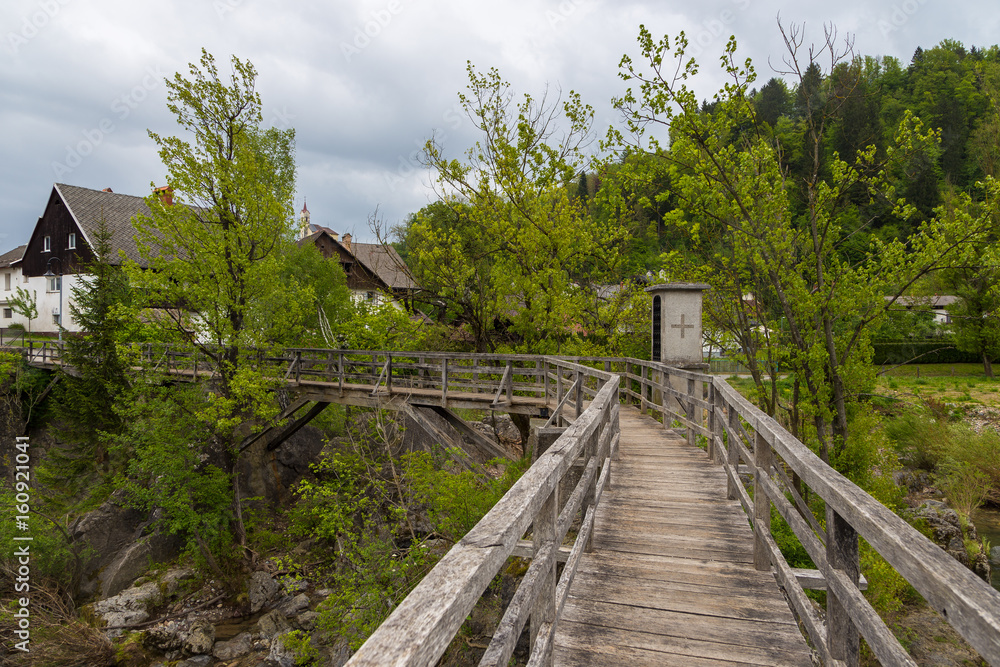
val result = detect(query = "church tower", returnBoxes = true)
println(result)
[299,200,311,239]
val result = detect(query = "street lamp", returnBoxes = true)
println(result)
[43,256,62,344]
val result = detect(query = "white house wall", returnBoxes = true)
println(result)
[0,267,84,334]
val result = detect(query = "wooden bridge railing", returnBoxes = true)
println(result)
[19,344,1000,663]
[21,340,63,366]
[347,357,620,666]
[134,345,558,403]
[617,358,1000,666]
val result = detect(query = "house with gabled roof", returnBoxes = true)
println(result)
[0,183,158,333]
[296,203,419,309]
[2,184,422,335]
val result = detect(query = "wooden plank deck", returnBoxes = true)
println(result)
[554,408,814,666]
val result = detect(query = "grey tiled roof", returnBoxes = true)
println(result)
[350,242,418,291]
[891,295,960,308]
[0,244,26,268]
[55,183,153,266]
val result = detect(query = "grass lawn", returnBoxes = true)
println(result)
[875,365,1000,408]
[876,362,990,378]
[721,364,1000,410]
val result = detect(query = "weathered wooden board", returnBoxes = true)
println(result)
[556,618,811,666]
[567,570,797,620]
[553,408,812,667]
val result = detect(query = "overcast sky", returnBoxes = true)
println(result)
[1,0,996,248]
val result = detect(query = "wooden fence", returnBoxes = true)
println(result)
[615,357,1000,666]
[346,357,620,666]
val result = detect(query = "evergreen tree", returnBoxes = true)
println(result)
[44,219,140,504]
[755,77,791,128]
[577,171,589,202]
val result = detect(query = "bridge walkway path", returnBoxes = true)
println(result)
[554,408,813,666]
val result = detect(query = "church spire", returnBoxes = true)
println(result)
[299,199,311,239]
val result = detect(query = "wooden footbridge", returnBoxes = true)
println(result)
[17,343,1000,665]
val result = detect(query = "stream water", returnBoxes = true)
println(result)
[971,507,1000,591]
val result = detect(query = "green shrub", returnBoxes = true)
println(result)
[281,629,320,665]
[836,411,905,512]
[861,542,915,618]
[401,450,529,542]
[884,410,948,471]
[942,427,1000,506]
[0,492,80,591]
[290,414,529,651]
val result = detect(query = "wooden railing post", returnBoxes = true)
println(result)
[753,431,772,571]
[582,423,598,552]
[338,352,345,394]
[386,354,393,394]
[506,361,513,404]
[726,400,741,502]
[661,369,670,432]
[574,371,582,419]
[707,382,718,463]
[555,367,563,426]
[686,377,696,447]
[624,360,631,405]
[639,365,648,413]
[827,508,861,666]
[538,359,546,403]
[441,357,449,405]
[295,350,302,385]
[530,486,557,659]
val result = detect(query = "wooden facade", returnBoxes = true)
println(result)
[304,231,381,292]
[21,188,93,277]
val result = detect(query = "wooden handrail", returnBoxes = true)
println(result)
[346,364,620,667]
[628,362,1000,666]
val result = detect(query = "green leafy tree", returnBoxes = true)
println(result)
[112,384,234,577]
[271,241,351,348]
[8,286,37,334]
[126,49,311,567]
[418,63,627,353]
[612,24,987,459]
[396,200,499,351]
[756,77,792,128]
[969,61,1000,178]
[332,300,423,351]
[905,40,987,188]
[940,186,1000,377]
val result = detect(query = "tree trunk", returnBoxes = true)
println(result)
[510,413,532,456]
[985,353,994,379]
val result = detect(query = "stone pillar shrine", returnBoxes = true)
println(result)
[646,282,710,366]
[646,283,710,433]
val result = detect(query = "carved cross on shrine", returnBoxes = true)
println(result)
[671,314,695,339]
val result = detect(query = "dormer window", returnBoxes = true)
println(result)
[43,235,51,252]
[68,233,76,250]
